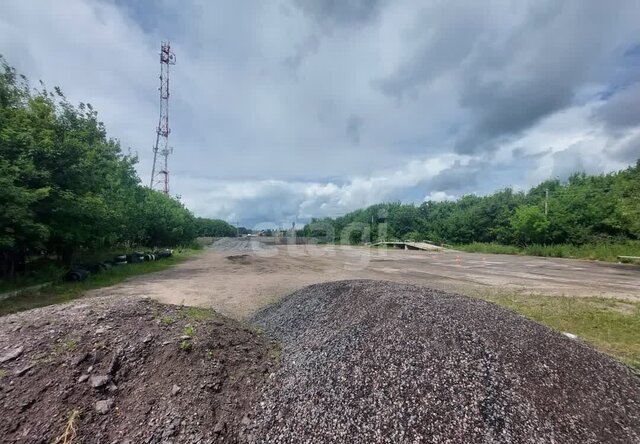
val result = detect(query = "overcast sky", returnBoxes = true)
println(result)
[2,0,639,228]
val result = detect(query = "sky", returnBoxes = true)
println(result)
[1,0,639,228]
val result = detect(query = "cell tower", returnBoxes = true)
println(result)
[150,41,176,194]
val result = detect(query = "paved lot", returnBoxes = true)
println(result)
[88,242,640,319]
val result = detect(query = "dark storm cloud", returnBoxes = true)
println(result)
[427,160,481,192]
[374,3,484,99]
[345,114,363,145]
[454,77,573,154]
[606,133,640,163]
[376,1,640,155]
[594,82,640,132]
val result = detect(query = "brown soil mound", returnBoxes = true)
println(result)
[0,296,278,443]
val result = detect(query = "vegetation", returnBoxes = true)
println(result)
[0,248,199,316]
[194,218,237,237]
[0,57,230,280]
[184,306,217,321]
[183,324,194,336]
[180,339,193,352]
[303,161,640,260]
[477,292,640,369]
[456,240,640,262]
[53,408,81,444]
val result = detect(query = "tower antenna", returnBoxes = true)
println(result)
[150,41,176,193]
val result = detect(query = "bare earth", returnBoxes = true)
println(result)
[88,242,640,320]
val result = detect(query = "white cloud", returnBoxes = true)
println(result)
[1,0,639,227]
[424,191,456,203]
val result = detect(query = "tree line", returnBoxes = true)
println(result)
[303,162,640,246]
[0,58,234,276]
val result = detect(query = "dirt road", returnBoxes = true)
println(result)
[87,241,640,319]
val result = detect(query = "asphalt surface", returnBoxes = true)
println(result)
[249,280,640,443]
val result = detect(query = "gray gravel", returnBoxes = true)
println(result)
[211,237,272,252]
[248,280,640,443]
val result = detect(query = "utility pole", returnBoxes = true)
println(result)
[544,188,549,216]
[150,41,176,193]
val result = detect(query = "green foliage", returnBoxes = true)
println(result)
[455,241,640,262]
[180,339,193,352]
[0,57,205,277]
[183,306,216,321]
[183,324,194,336]
[194,218,236,237]
[455,242,521,255]
[307,161,640,253]
[510,205,550,246]
[161,315,175,325]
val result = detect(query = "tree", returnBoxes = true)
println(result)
[614,160,640,238]
[194,218,237,237]
[0,56,201,274]
[510,205,550,246]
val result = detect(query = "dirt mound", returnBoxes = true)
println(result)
[250,280,640,443]
[0,296,278,443]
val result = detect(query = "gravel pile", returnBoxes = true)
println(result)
[211,237,272,252]
[249,280,640,443]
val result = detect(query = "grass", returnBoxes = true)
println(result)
[455,240,640,262]
[183,306,218,321]
[182,324,194,336]
[180,339,193,352]
[476,291,640,369]
[63,339,77,352]
[0,249,201,316]
[0,261,64,293]
[161,315,175,325]
[455,242,521,255]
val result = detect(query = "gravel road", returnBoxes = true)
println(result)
[249,280,640,443]
[87,243,640,321]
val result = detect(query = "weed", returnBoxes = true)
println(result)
[180,339,193,352]
[0,369,6,379]
[53,408,81,444]
[53,339,79,355]
[161,316,175,325]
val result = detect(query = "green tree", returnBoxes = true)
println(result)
[0,56,200,274]
[510,205,550,246]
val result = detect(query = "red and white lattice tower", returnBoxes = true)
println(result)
[150,41,176,194]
